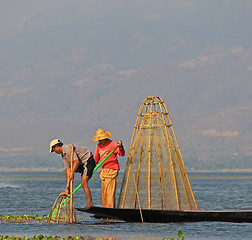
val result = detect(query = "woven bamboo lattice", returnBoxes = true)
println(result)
[47,194,77,223]
[117,96,198,211]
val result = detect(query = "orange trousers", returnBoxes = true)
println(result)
[100,168,118,208]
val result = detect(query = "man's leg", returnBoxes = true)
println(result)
[100,169,118,208]
[100,172,107,207]
[104,175,117,208]
[81,174,93,208]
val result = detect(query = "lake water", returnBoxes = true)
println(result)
[0,171,251,240]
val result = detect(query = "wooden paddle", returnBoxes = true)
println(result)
[70,144,74,223]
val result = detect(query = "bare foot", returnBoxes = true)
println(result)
[82,204,93,209]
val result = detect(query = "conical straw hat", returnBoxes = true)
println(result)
[93,128,111,142]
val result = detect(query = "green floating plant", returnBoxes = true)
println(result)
[0,236,116,240]
[0,215,47,224]
[0,215,46,220]
[162,231,185,240]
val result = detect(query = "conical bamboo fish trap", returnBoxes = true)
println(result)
[117,96,198,211]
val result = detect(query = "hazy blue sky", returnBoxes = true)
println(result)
[1,0,251,40]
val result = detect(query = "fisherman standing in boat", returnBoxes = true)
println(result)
[49,139,96,208]
[93,129,125,208]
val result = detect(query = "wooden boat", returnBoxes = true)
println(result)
[76,206,252,223]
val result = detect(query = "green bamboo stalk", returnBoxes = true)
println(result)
[73,145,119,194]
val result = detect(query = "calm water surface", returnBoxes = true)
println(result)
[0,171,251,240]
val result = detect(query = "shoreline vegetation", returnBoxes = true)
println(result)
[0,237,118,240]
[0,214,185,240]
[0,167,252,173]
[0,215,47,224]
[0,167,65,172]
[0,215,186,239]
[0,235,186,240]
[0,236,185,240]
[0,234,185,240]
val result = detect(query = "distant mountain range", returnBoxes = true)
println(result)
[0,2,252,170]
[1,45,251,170]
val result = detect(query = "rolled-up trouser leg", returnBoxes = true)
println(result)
[100,168,118,208]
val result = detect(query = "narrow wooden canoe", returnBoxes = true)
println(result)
[76,206,252,223]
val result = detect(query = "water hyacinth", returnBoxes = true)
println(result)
[0,236,116,240]
[0,215,47,224]
[0,215,186,240]
[0,232,185,240]
[162,231,185,240]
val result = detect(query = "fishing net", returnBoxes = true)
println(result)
[47,194,77,223]
[117,96,198,211]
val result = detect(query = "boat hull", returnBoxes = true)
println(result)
[76,206,252,223]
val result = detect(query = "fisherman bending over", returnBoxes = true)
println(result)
[49,139,95,208]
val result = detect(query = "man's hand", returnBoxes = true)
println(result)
[60,186,70,196]
[60,184,70,196]
[117,140,123,148]
[69,172,75,182]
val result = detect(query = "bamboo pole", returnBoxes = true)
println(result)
[147,99,153,209]
[158,98,179,210]
[154,113,164,209]
[177,148,198,210]
[133,116,145,208]
[169,139,190,210]
[133,174,144,222]
[65,195,70,223]
[70,144,74,223]
[153,104,163,205]
[173,144,195,210]
[168,132,180,210]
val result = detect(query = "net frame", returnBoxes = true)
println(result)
[46,194,77,223]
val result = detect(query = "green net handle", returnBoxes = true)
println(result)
[72,145,119,195]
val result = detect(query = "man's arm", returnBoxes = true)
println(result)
[117,140,125,156]
[69,160,79,181]
[94,145,100,164]
[61,159,79,195]
[60,167,71,195]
